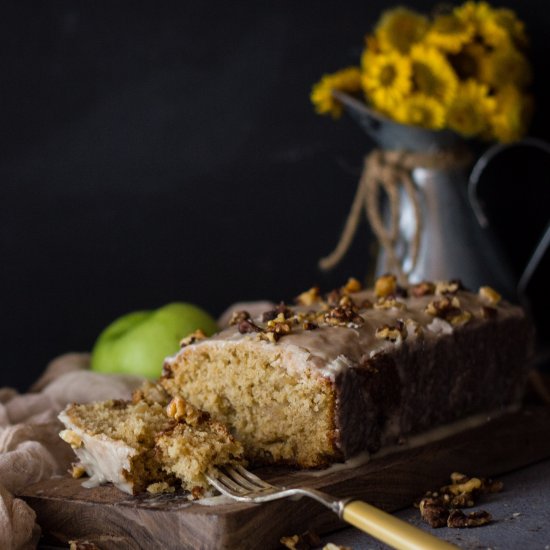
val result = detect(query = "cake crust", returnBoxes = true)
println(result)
[161,278,534,467]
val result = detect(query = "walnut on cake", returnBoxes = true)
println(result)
[161,276,533,468]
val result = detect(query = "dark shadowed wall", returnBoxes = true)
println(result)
[2,0,549,390]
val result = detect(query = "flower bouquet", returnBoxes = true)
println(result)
[311,1,532,143]
[312,2,531,292]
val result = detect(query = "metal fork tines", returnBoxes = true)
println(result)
[206,464,345,513]
[206,464,460,550]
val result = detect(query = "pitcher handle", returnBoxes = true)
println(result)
[468,137,550,295]
[518,222,550,296]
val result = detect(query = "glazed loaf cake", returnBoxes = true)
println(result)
[161,276,533,468]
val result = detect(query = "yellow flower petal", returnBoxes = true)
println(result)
[425,13,475,53]
[361,50,412,112]
[447,79,495,138]
[489,85,532,142]
[492,7,529,49]
[310,67,362,118]
[393,94,446,130]
[479,45,532,89]
[375,7,429,54]
[410,44,458,105]
[454,1,528,49]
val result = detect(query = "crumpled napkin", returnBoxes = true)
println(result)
[0,353,144,550]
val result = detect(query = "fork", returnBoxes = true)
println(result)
[206,465,459,550]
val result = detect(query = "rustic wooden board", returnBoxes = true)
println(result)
[21,406,550,550]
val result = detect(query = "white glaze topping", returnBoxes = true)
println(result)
[58,409,136,494]
[167,288,523,381]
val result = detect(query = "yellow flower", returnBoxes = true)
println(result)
[393,94,446,130]
[454,2,493,34]
[446,79,495,137]
[454,2,527,49]
[361,50,412,112]
[310,67,362,118]
[479,45,532,90]
[410,45,458,105]
[375,7,429,54]
[425,13,475,53]
[492,7,529,49]
[490,85,532,142]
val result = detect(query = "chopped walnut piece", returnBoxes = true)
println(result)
[375,321,406,343]
[228,310,251,326]
[479,286,502,305]
[416,472,501,529]
[419,497,449,528]
[259,331,278,343]
[238,319,261,334]
[265,313,292,339]
[342,277,363,293]
[447,509,492,528]
[166,396,205,425]
[324,305,364,327]
[411,281,435,297]
[442,476,482,496]
[325,289,342,307]
[374,274,397,297]
[448,310,472,326]
[303,321,318,330]
[425,296,461,317]
[374,296,406,310]
[296,286,321,306]
[179,329,207,348]
[280,530,322,550]
[262,302,293,322]
[404,318,423,338]
[435,280,461,295]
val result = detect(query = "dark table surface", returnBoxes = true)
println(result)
[322,458,550,550]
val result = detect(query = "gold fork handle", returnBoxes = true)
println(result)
[342,500,459,550]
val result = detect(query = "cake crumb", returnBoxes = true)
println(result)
[69,463,87,479]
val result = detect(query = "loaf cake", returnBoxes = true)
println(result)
[161,276,533,468]
[59,382,245,495]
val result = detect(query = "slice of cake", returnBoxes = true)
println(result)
[161,276,534,468]
[59,383,244,495]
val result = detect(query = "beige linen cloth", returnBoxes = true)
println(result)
[0,353,144,549]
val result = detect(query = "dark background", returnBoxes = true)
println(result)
[2,1,549,390]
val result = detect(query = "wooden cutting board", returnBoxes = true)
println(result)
[21,406,550,550]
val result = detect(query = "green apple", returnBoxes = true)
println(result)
[91,303,218,378]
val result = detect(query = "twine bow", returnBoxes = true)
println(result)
[319,147,471,283]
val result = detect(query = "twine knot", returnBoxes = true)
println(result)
[319,147,471,283]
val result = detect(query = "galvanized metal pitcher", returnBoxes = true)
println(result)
[333,91,549,299]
